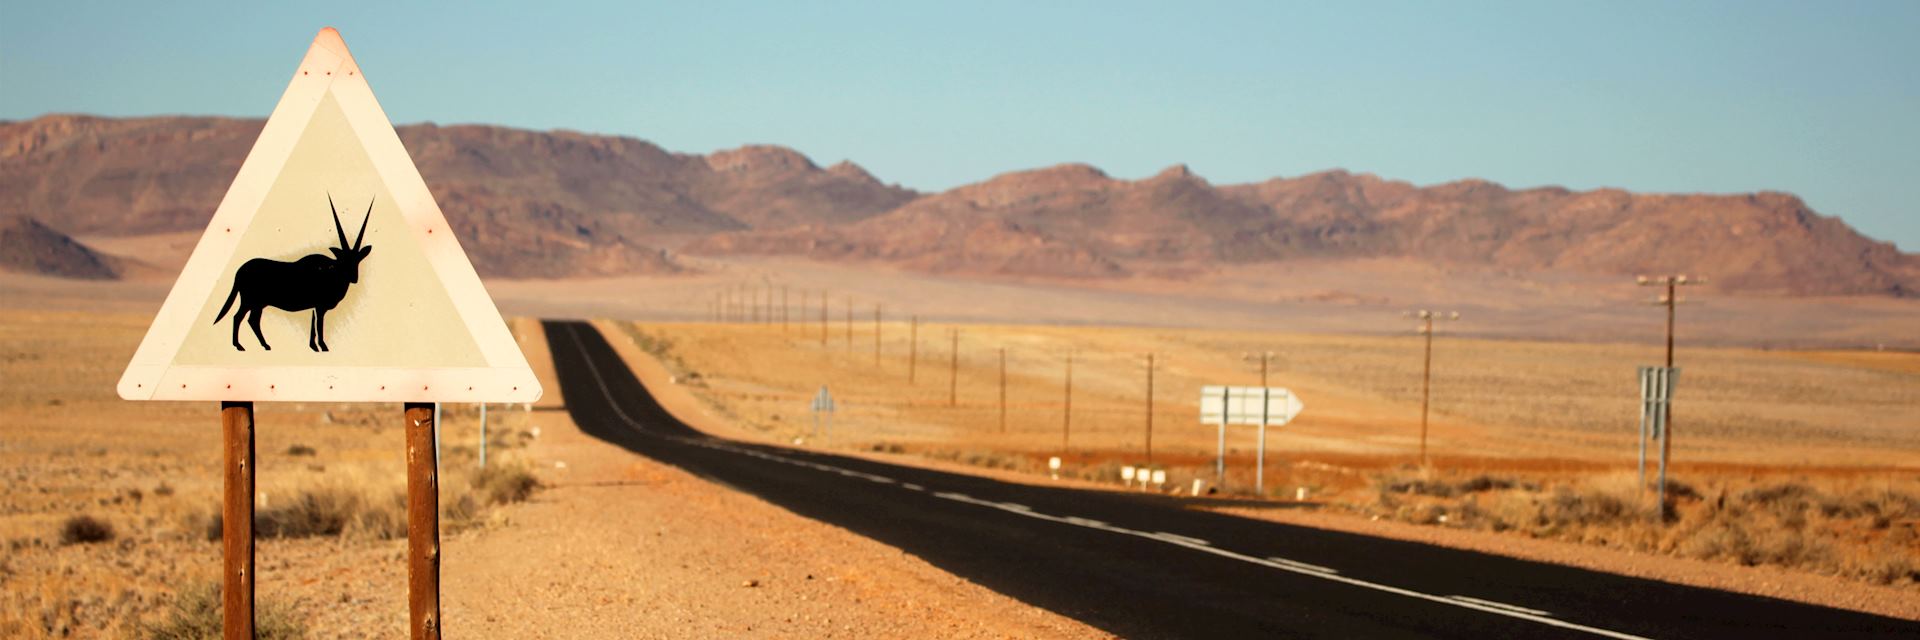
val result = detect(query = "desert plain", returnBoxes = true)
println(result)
[2,257,1917,637]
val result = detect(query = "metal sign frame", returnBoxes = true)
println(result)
[1199,385,1304,495]
[116,28,539,404]
[1637,366,1678,505]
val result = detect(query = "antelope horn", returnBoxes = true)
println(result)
[329,193,350,250]
[354,197,373,250]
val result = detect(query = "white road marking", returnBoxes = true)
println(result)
[1450,596,1552,617]
[1267,557,1338,574]
[1153,532,1212,546]
[561,326,1647,640]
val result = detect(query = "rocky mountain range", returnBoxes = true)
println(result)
[3,114,1914,296]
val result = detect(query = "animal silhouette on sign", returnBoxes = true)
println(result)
[214,194,374,352]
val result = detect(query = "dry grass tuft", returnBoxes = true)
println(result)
[196,483,407,542]
[58,514,114,545]
[138,582,305,640]
[473,464,540,506]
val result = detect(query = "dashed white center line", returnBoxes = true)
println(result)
[1450,596,1552,617]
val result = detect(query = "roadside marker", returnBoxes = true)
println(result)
[115,28,538,639]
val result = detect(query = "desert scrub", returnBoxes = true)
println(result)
[196,482,407,541]
[473,463,540,505]
[141,582,305,640]
[619,322,699,380]
[58,514,114,545]
[1354,469,1920,589]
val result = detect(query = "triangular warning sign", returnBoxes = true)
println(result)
[118,28,540,403]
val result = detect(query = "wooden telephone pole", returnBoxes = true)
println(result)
[1062,353,1074,453]
[1412,310,1459,466]
[1145,353,1155,465]
[998,347,1007,433]
[909,315,919,383]
[1639,274,1702,519]
[873,304,882,366]
[948,329,959,407]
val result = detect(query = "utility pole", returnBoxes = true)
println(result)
[1145,353,1155,466]
[998,347,1007,433]
[819,291,828,346]
[1411,310,1459,467]
[1638,274,1702,520]
[949,329,960,407]
[874,304,882,366]
[782,285,789,333]
[1062,353,1074,454]
[844,296,853,352]
[909,315,919,384]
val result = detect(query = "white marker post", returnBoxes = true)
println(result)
[1048,456,1062,480]
[1121,465,1135,487]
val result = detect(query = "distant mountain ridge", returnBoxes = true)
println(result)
[690,163,1918,296]
[2,114,1914,295]
[0,114,916,278]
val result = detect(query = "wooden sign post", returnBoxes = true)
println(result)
[405,403,441,636]
[118,28,541,638]
[221,401,254,638]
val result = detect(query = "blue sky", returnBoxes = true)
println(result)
[4,1,1916,249]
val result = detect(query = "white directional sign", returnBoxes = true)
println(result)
[117,28,539,403]
[1199,384,1305,494]
[1199,386,1304,426]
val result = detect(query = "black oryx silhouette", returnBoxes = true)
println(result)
[214,194,374,352]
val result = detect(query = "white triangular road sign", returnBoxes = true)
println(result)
[117,28,540,403]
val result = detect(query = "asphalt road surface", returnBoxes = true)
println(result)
[543,320,1917,639]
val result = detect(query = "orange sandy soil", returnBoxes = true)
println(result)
[0,309,1103,638]
[606,320,1920,620]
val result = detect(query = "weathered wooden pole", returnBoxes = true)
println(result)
[404,402,442,639]
[844,297,853,352]
[1062,353,1073,453]
[948,329,959,407]
[909,315,919,384]
[998,347,1007,433]
[1419,315,1433,466]
[873,304,882,366]
[1145,353,1154,466]
[819,292,828,345]
[221,401,255,640]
